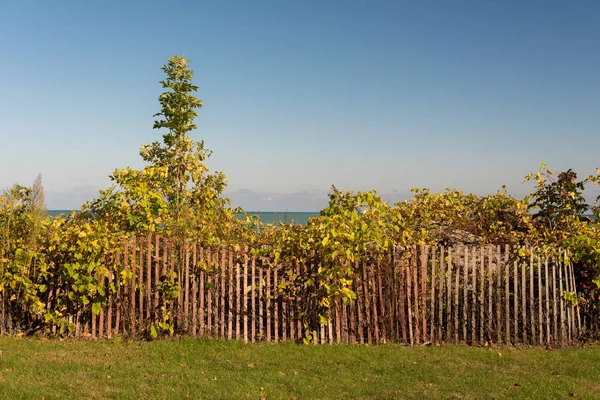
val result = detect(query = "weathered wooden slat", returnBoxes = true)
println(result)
[98,267,104,338]
[274,267,279,342]
[236,254,241,339]
[513,257,518,344]
[529,250,535,344]
[377,255,386,342]
[296,262,302,341]
[399,255,407,344]
[259,261,264,340]
[559,257,566,345]
[320,316,325,345]
[544,257,550,344]
[251,254,256,343]
[335,299,342,344]
[446,248,452,343]
[147,234,152,323]
[228,249,233,340]
[521,254,527,344]
[552,257,558,344]
[412,245,420,345]
[504,246,510,344]
[243,253,249,343]
[91,299,97,339]
[282,265,288,342]
[385,250,402,342]
[537,253,543,345]
[184,242,190,332]
[470,247,476,345]
[206,248,212,336]
[138,237,144,331]
[192,243,197,336]
[363,256,372,344]
[154,236,160,326]
[169,244,175,335]
[346,264,356,344]
[462,247,468,343]
[266,264,271,342]
[289,262,295,342]
[199,247,205,336]
[420,245,427,343]
[454,248,460,343]
[328,311,333,344]
[107,260,113,339]
[564,257,572,343]
[438,246,445,342]
[162,239,168,333]
[496,246,502,344]
[213,248,219,337]
[570,261,581,338]
[130,237,136,335]
[220,249,226,338]
[115,247,122,336]
[372,255,380,343]
[480,246,485,344]
[430,246,436,343]
[406,255,413,345]
[356,259,364,344]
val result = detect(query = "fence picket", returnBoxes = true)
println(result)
[420,245,427,343]
[406,257,413,346]
[430,246,436,343]
[438,246,444,342]
[252,254,256,343]
[412,245,420,345]
[228,250,233,340]
[537,253,543,345]
[399,256,407,343]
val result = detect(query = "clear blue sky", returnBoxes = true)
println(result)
[1,0,599,211]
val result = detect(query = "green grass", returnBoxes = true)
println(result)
[0,337,599,399]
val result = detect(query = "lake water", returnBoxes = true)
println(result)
[48,210,597,226]
[47,210,319,226]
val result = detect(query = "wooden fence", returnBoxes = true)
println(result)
[6,238,582,346]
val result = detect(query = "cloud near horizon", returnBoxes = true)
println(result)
[44,185,418,212]
[42,185,600,212]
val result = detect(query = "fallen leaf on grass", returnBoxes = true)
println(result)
[497,352,502,357]
[279,372,288,376]
[248,363,255,368]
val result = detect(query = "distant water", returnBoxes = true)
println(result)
[47,210,318,226]
[46,210,597,225]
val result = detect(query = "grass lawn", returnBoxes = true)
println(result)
[0,337,599,399]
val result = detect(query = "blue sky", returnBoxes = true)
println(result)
[1,0,599,211]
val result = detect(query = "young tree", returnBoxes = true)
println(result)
[105,55,234,242]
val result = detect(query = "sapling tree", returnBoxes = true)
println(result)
[108,55,234,242]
